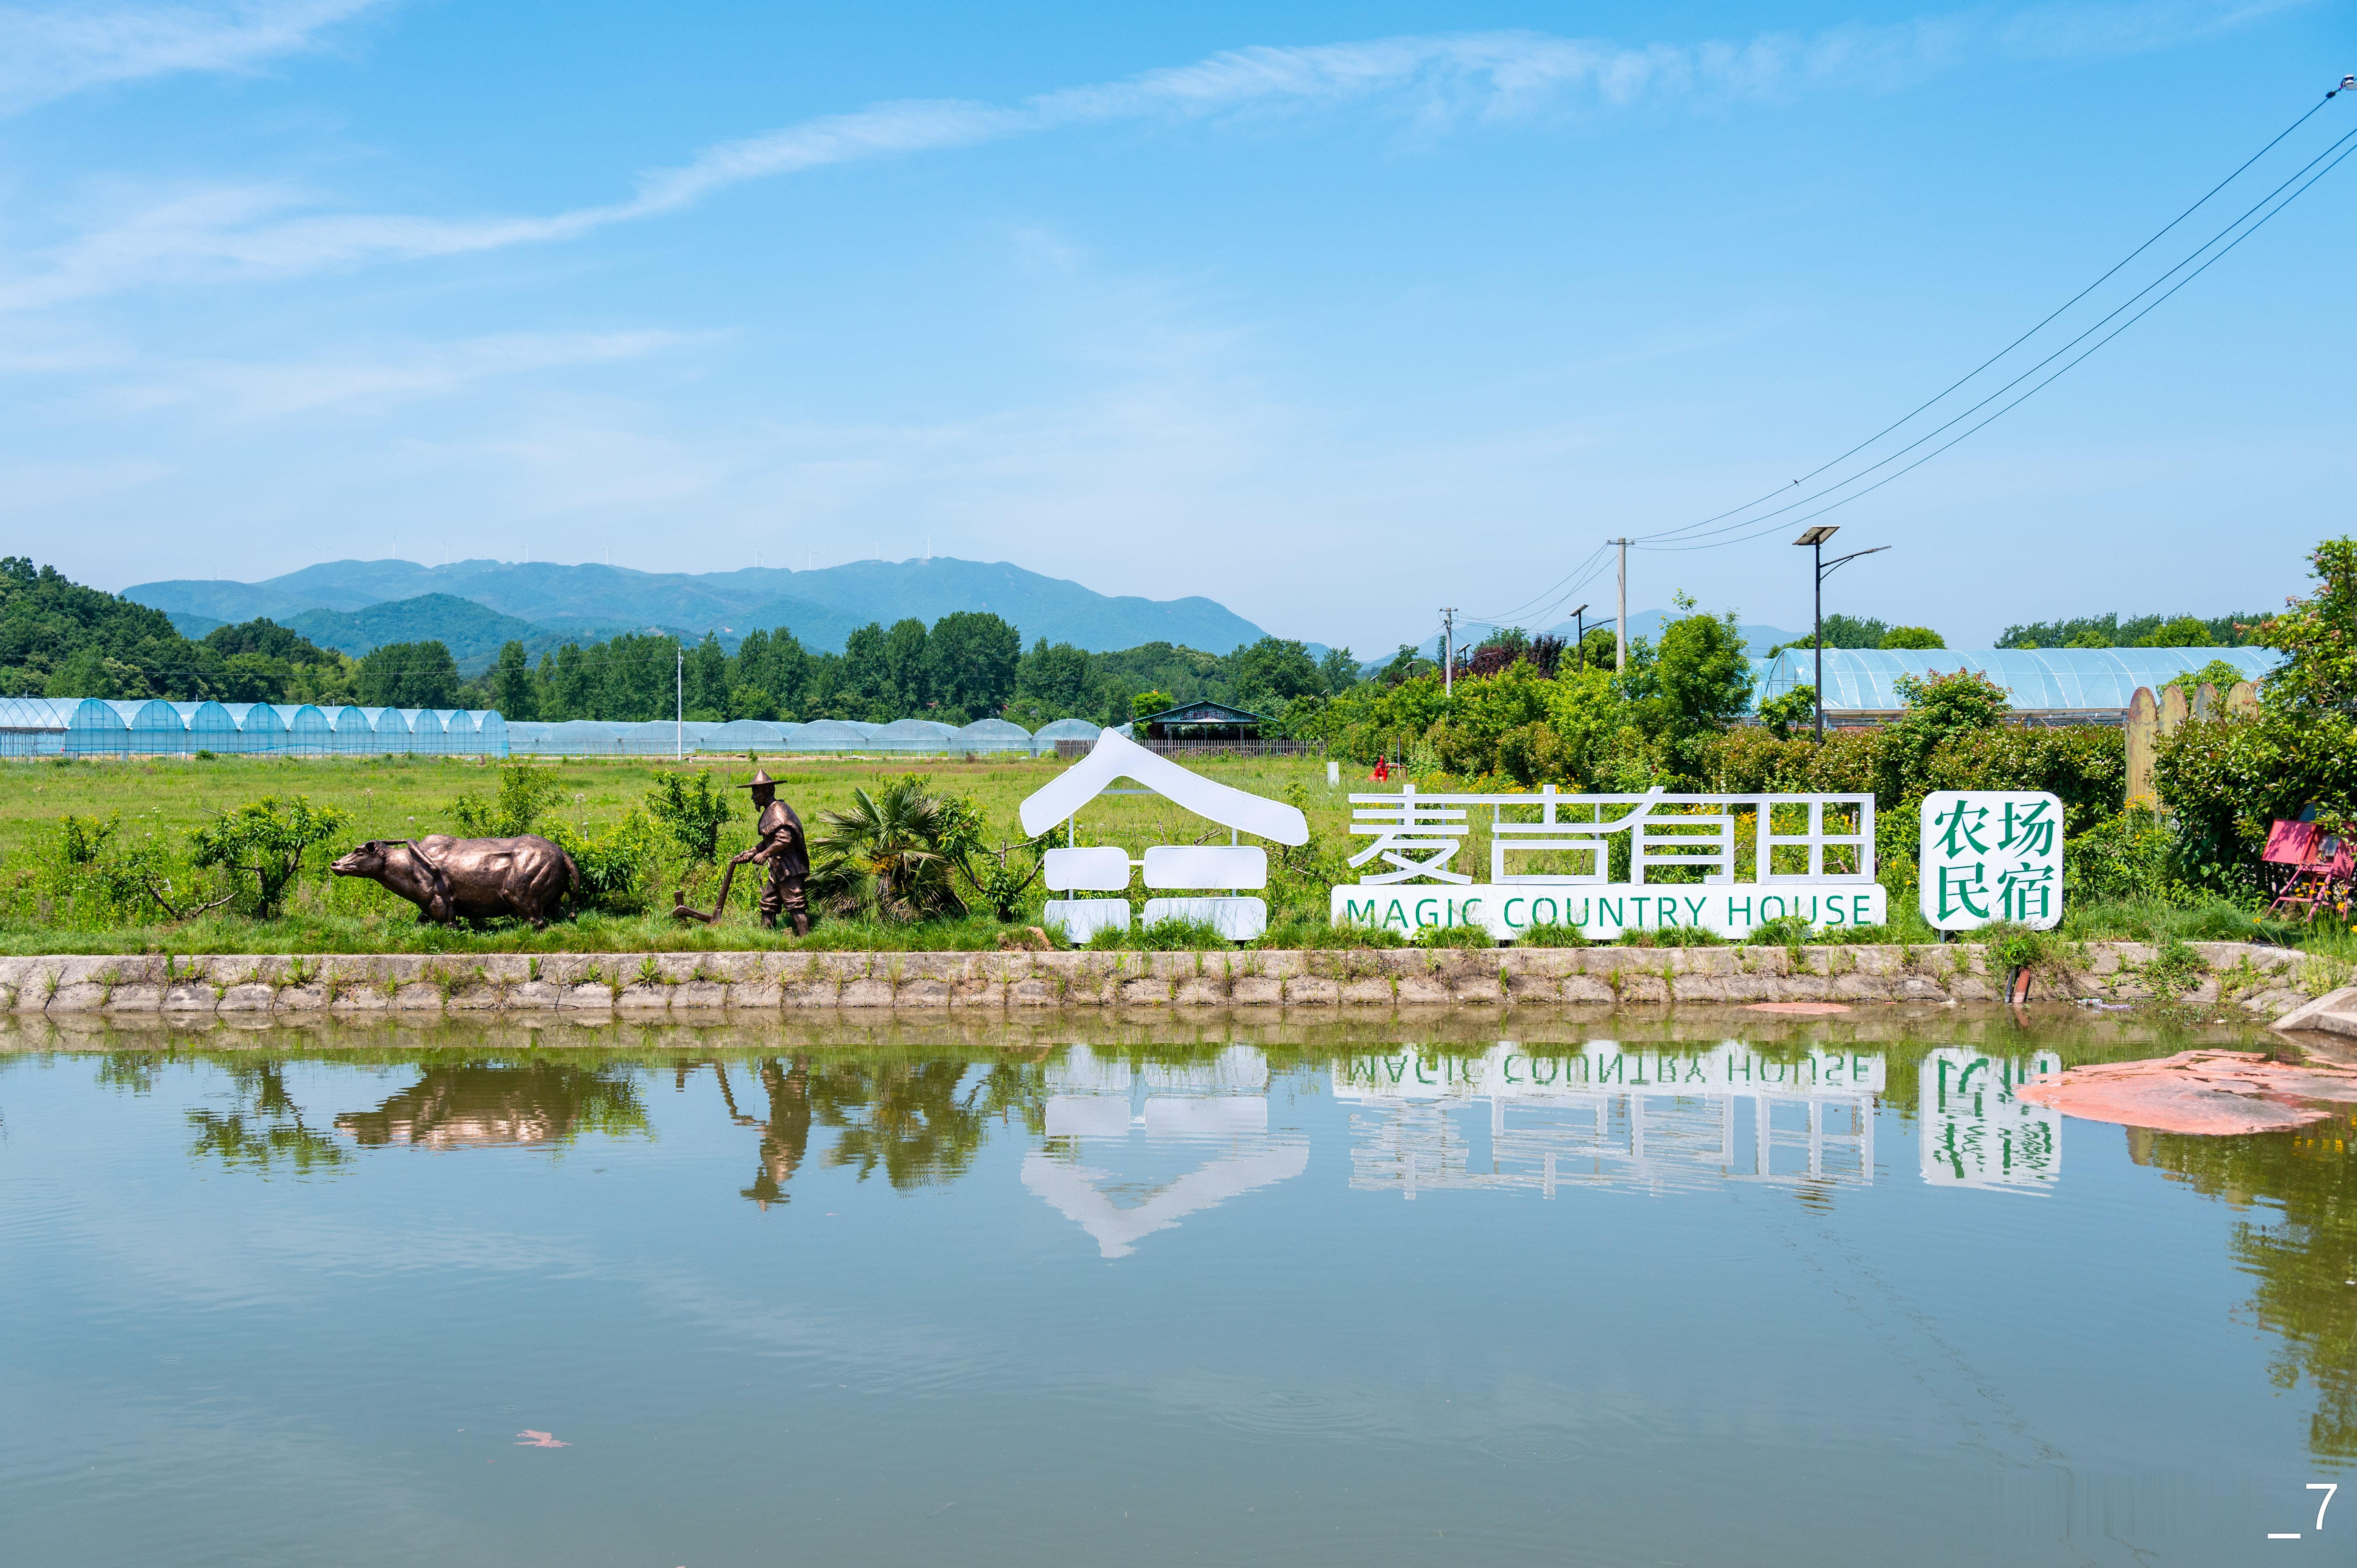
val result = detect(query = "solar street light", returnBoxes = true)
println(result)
[1792,526,1890,742]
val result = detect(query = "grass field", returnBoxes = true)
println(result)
[0,751,2340,962]
[0,751,1368,954]
[0,750,1361,865]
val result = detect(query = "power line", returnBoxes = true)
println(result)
[1636,112,2357,554]
[1639,126,2357,556]
[1635,84,2352,551]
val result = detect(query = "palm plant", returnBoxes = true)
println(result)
[807,779,968,922]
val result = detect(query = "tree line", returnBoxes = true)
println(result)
[486,615,1366,727]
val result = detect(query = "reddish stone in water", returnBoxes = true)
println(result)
[1743,1002,1854,1015]
[2017,1049,2357,1135]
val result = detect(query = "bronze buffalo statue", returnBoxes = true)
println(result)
[331,835,578,927]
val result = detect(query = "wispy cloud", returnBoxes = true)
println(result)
[0,0,389,115]
[0,0,2303,310]
[116,329,699,418]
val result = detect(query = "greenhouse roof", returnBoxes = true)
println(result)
[1752,646,2280,712]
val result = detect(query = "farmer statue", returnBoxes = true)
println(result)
[734,770,811,936]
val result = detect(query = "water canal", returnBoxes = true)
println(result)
[2,1013,2350,1566]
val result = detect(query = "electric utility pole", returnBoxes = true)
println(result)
[675,645,684,760]
[1608,539,1632,672]
[1440,607,1457,695]
[1792,526,1890,743]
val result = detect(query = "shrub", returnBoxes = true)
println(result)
[1515,921,1588,947]
[644,769,735,864]
[2157,537,2357,893]
[453,762,564,838]
[542,811,661,914]
[190,796,351,918]
[1414,921,1495,949]
[2066,806,2181,904]
[808,777,965,923]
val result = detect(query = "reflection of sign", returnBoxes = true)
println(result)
[1918,790,2063,931]
[1333,1042,1884,1101]
[1331,786,1879,940]
[1026,1046,1305,1257]
[1333,1043,1882,1195]
[1021,730,1308,944]
[1920,1048,2062,1191]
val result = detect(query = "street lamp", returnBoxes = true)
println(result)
[1792,525,1890,743]
[1568,603,1589,668]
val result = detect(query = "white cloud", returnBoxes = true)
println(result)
[0,1,2295,310]
[0,0,389,115]
[117,329,701,418]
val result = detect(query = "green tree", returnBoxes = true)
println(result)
[684,633,730,721]
[2138,615,2215,647]
[190,796,351,917]
[726,682,778,721]
[924,611,1020,720]
[1014,638,1094,719]
[1767,613,1889,657]
[491,640,539,721]
[837,622,893,721]
[356,640,460,709]
[1318,645,1361,693]
[1229,636,1323,711]
[1879,626,1945,649]
[881,618,930,715]
[735,627,810,719]
[546,643,595,720]
[0,556,204,700]
[43,647,117,699]
[1639,603,1753,751]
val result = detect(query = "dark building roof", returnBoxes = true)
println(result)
[1134,700,1271,728]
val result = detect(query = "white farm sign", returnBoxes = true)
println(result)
[1327,786,1884,942]
[1917,790,2063,932]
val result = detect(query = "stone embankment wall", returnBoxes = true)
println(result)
[0,942,2320,1018]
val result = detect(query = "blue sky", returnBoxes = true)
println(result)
[2,0,2351,651]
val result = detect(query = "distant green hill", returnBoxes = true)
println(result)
[124,555,1271,656]
[282,594,679,675]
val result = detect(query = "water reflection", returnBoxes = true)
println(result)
[187,1061,346,1173]
[1026,1046,1307,1258]
[1332,1042,1880,1197]
[692,1056,1049,1205]
[336,1063,652,1149]
[1919,1049,2063,1193]
[2128,1108,2357,1461]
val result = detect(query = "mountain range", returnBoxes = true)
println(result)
[127,556,1272,668]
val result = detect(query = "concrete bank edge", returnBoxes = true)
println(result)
[0,942,2320,1020]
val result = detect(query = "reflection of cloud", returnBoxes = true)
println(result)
[1022,1145,1308,1259]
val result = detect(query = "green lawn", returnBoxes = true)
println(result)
[0,751,2335,959]
[0,751,1367,953]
